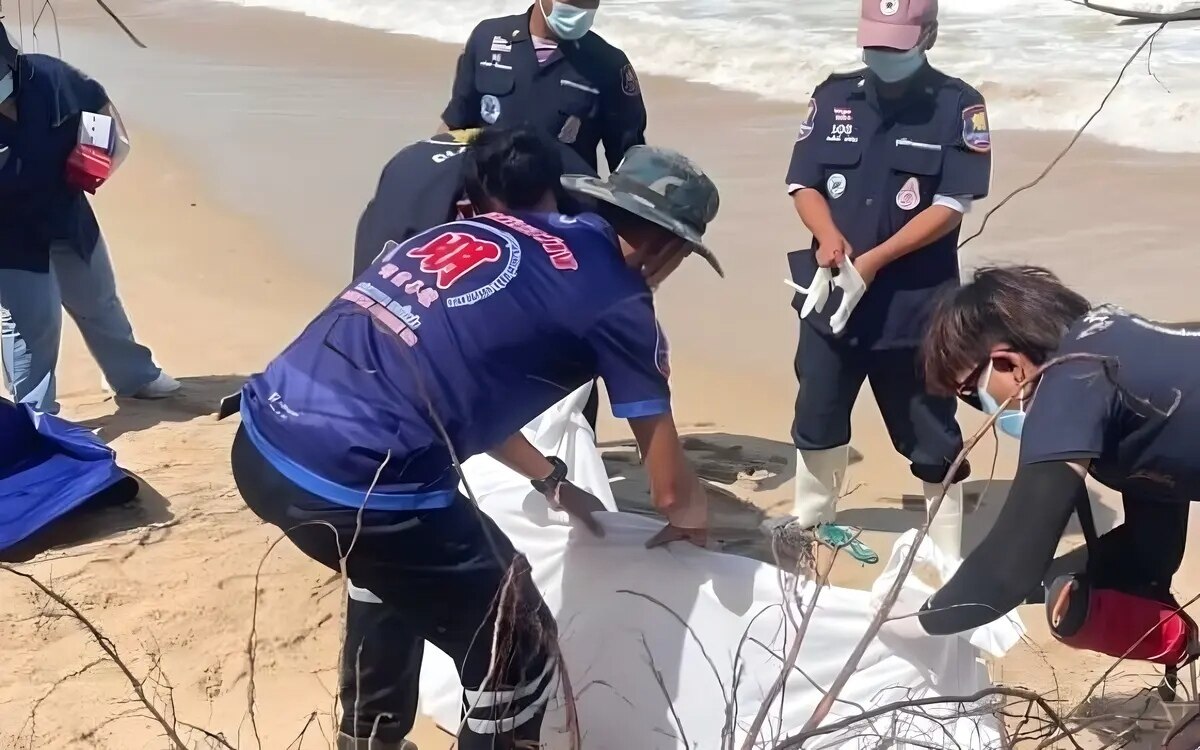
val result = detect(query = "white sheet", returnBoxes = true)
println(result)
[417,384,1024,749]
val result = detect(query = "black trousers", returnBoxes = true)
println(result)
[231,427,556,748]
[792,326,969,485]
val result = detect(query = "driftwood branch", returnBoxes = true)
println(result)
[1070,0,1200,25]
[0,563,189,749]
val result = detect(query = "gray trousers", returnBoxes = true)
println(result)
[0,235,160,414]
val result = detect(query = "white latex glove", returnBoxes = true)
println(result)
[784,257,868,335]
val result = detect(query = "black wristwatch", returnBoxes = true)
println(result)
[531,456,568,495]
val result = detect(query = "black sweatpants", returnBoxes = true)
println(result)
[792,326,970,485]
[231,427,556,748]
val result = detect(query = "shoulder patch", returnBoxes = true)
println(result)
[796,98,817,142]
[962,103,991,154]
[621,63,641,97]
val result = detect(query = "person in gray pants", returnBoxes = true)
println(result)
[0,26,177,413]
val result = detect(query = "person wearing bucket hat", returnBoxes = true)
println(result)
[780,0,992,565]
[0,21,178,414]
[561,144,722,278]
[440,1,647,175]
[231,128,717,750]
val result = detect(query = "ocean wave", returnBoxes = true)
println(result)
[209,0,1200,152]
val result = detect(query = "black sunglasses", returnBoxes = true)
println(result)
[954,351,1014,412]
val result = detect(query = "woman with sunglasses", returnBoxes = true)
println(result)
[882,264,1200,640]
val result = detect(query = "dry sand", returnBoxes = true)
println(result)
[2,1,1200,747]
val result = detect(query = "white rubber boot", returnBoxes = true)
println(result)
[790,446,850,528]
[923,481,964,560]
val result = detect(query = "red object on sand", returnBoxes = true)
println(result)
[65,144,113,194]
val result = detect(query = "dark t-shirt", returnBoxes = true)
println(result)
[351,131,598,278]
[784,66,991,348]
[242,211,671,510]
[1020,305,1200,502]
[0,54,106,271]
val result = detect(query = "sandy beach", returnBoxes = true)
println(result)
[3,0,1200,747]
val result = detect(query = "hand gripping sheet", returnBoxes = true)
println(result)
[418,383,1024,748]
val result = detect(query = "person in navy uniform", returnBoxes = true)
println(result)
[783,0,991,563]
[441,0,646,173]
[885,266,1198,654]
[352,128,603,430]
[0,23,178,414]
[231,127,719,750]
[352,128,597,278]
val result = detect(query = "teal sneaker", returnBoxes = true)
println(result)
[815,523,878,565]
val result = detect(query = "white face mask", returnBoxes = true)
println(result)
[0,71,13,103]
[540,0,597,41]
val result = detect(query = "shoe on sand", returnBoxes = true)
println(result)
[131,372,181,399]
[761,517,878,565]
[336,733,417,750]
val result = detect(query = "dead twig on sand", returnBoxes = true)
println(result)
[0,563,189,749]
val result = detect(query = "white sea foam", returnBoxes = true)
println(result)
[208,0,1200,152]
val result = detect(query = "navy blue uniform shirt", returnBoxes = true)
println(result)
[441,9,647,173]
[0,54,106,272]
[786,66,991,349]
[352,130,598,278]
[242,211,671,511]
[1021,305,1200,503]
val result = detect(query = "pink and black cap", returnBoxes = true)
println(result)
[858,0,938,51]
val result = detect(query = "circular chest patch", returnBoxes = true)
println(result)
[481,94,501,124]
[895,177,921,211]
[826,173,847,199]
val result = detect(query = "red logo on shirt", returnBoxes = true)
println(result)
[407,231,502,289]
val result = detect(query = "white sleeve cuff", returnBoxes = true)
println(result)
[933,194,972,214]
[787,183,806,195]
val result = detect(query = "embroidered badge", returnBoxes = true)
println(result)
[962,103,991,154]
[796,98,817,141]
[827,173,847,199]
[481,94,501,125]
[895,177,920,210]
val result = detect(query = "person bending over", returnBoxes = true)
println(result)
[889,265,1198,645]
[230,125,721,750]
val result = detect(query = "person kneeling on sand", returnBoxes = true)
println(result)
[883,266,1200,714]
[0,23,179,414]
[230,125,718,750]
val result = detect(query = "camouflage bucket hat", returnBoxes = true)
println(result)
[561,145,722,277]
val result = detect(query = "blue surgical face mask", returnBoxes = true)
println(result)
[977,361,1026,439]
[540,0,597,41]
[0,71,13,103]
[862,47,927,84]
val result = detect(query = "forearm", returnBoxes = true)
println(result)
[919,461,1087,635]
[628,412,693,515]
[869,205,962,267]
[792,189,840,242]
[489,433,554,482]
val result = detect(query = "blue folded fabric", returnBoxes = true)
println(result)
[0,398,135,552]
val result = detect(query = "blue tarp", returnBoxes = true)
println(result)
[0,397,135,552]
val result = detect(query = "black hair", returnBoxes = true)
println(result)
[463,126,563,211]
[922,265,1092,395]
